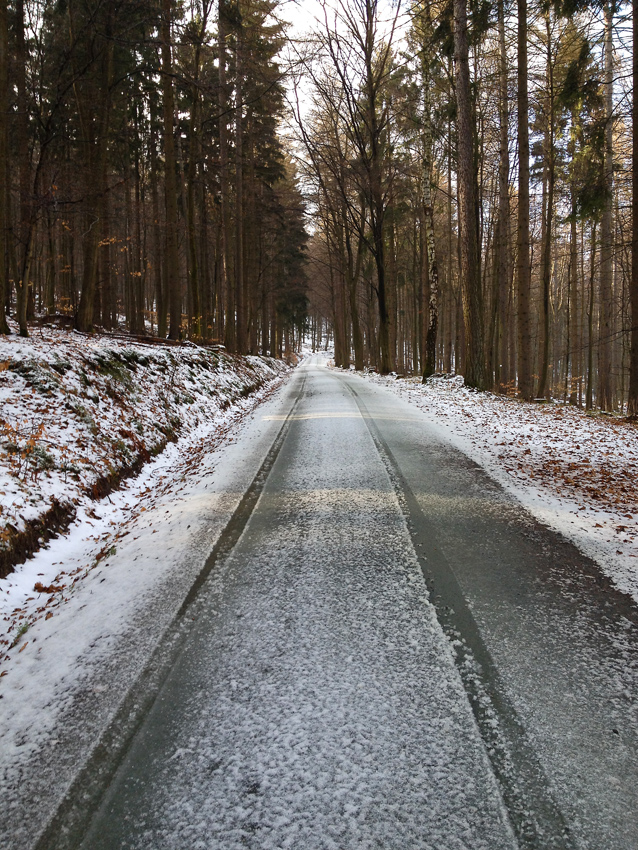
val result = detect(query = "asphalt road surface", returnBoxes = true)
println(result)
[43,358,638,850]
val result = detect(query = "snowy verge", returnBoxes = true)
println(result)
[353,369,638,603]
[0,326,291,656]
[0,325,289,581]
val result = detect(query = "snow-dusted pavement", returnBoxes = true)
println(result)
[3,357,638,849]
[75,359,516,850]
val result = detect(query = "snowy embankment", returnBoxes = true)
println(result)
[0,326,289,657]
[358,371,638,603]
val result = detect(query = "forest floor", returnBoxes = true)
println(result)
[356,368,638,603]
[0,322,290,667]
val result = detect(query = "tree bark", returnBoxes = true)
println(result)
[161,0,181,340]
[537,13,555,400]
[598,0,614,410]
[568,188,580,405]
[516,0,533,399]
[494,0,510,391]
[187,66,202,338]
[15,0,32,336]
[629,0,638,415]
[454,0,484,388]
[234,15,247,353]
[586,222,597,409]
[74,0,114,333]
[219,0,234,351]
[421,52,439,382]
[0,0,9,334]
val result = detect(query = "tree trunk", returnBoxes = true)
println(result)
[219,0,234,351]
[454,0,484,388]
[0,0,9,334]
[586,222,597,409]
[161,0,181,340]
[516,0,533,399]
[15,0,32,336]
[629,0,638,416]
[75,1,114,333]
[494,0,510,391]
[235,16,247,353]
[598,0,614,410]
[187,69,202,338]
[537,16,555,400]
[421,52,439,382]
[150,109,166,338]
[568,196,580,405]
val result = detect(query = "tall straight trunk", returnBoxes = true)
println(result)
[586,222,597,409]
[15,0,31,336]
[132,135,145,333]
[568,180,580,405]
[99,185,113,328]
[348,263,364,370]
[201,178,211,340]
[124,173,133,327]
[372,212,391,373]
[187,76,202,338]
[161,0,181,340]
[150,112,166,338]
[45,208,56,315]
[537,16,555,400]
[599,0,614,410]
[387,214,398,367]
[454,0,484,388]
[516,0,533,399]
[341,199,365,369]
[0,0,9,334]
[629,0,638,415]
[494,0,510,391]
[234,18,247,353]
[246,111,258,354]
[421,175,439,380]
[446,121,454,373]
[328,228,347,367]
[366,87,391,371]
[421,54,439,381]
[74,1,114,332]
[219,0,234,350]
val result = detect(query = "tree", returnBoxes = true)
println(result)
[0,0,9,334]
[161,0,181,340]
[517,0,533,400]
[630,0,638,416]
[453,0,485,388]
[597,0,615,410]
[315,0,401,374]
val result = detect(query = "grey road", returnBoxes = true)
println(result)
[43,359,638,849]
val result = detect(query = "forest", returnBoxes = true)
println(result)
[1,0,638,412]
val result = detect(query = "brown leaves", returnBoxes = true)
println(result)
[34,582,64,594]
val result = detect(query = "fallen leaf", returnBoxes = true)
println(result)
[34,582,64,594]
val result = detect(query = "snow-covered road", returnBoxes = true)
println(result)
[76,358,516,850]
[3,356,638,849]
